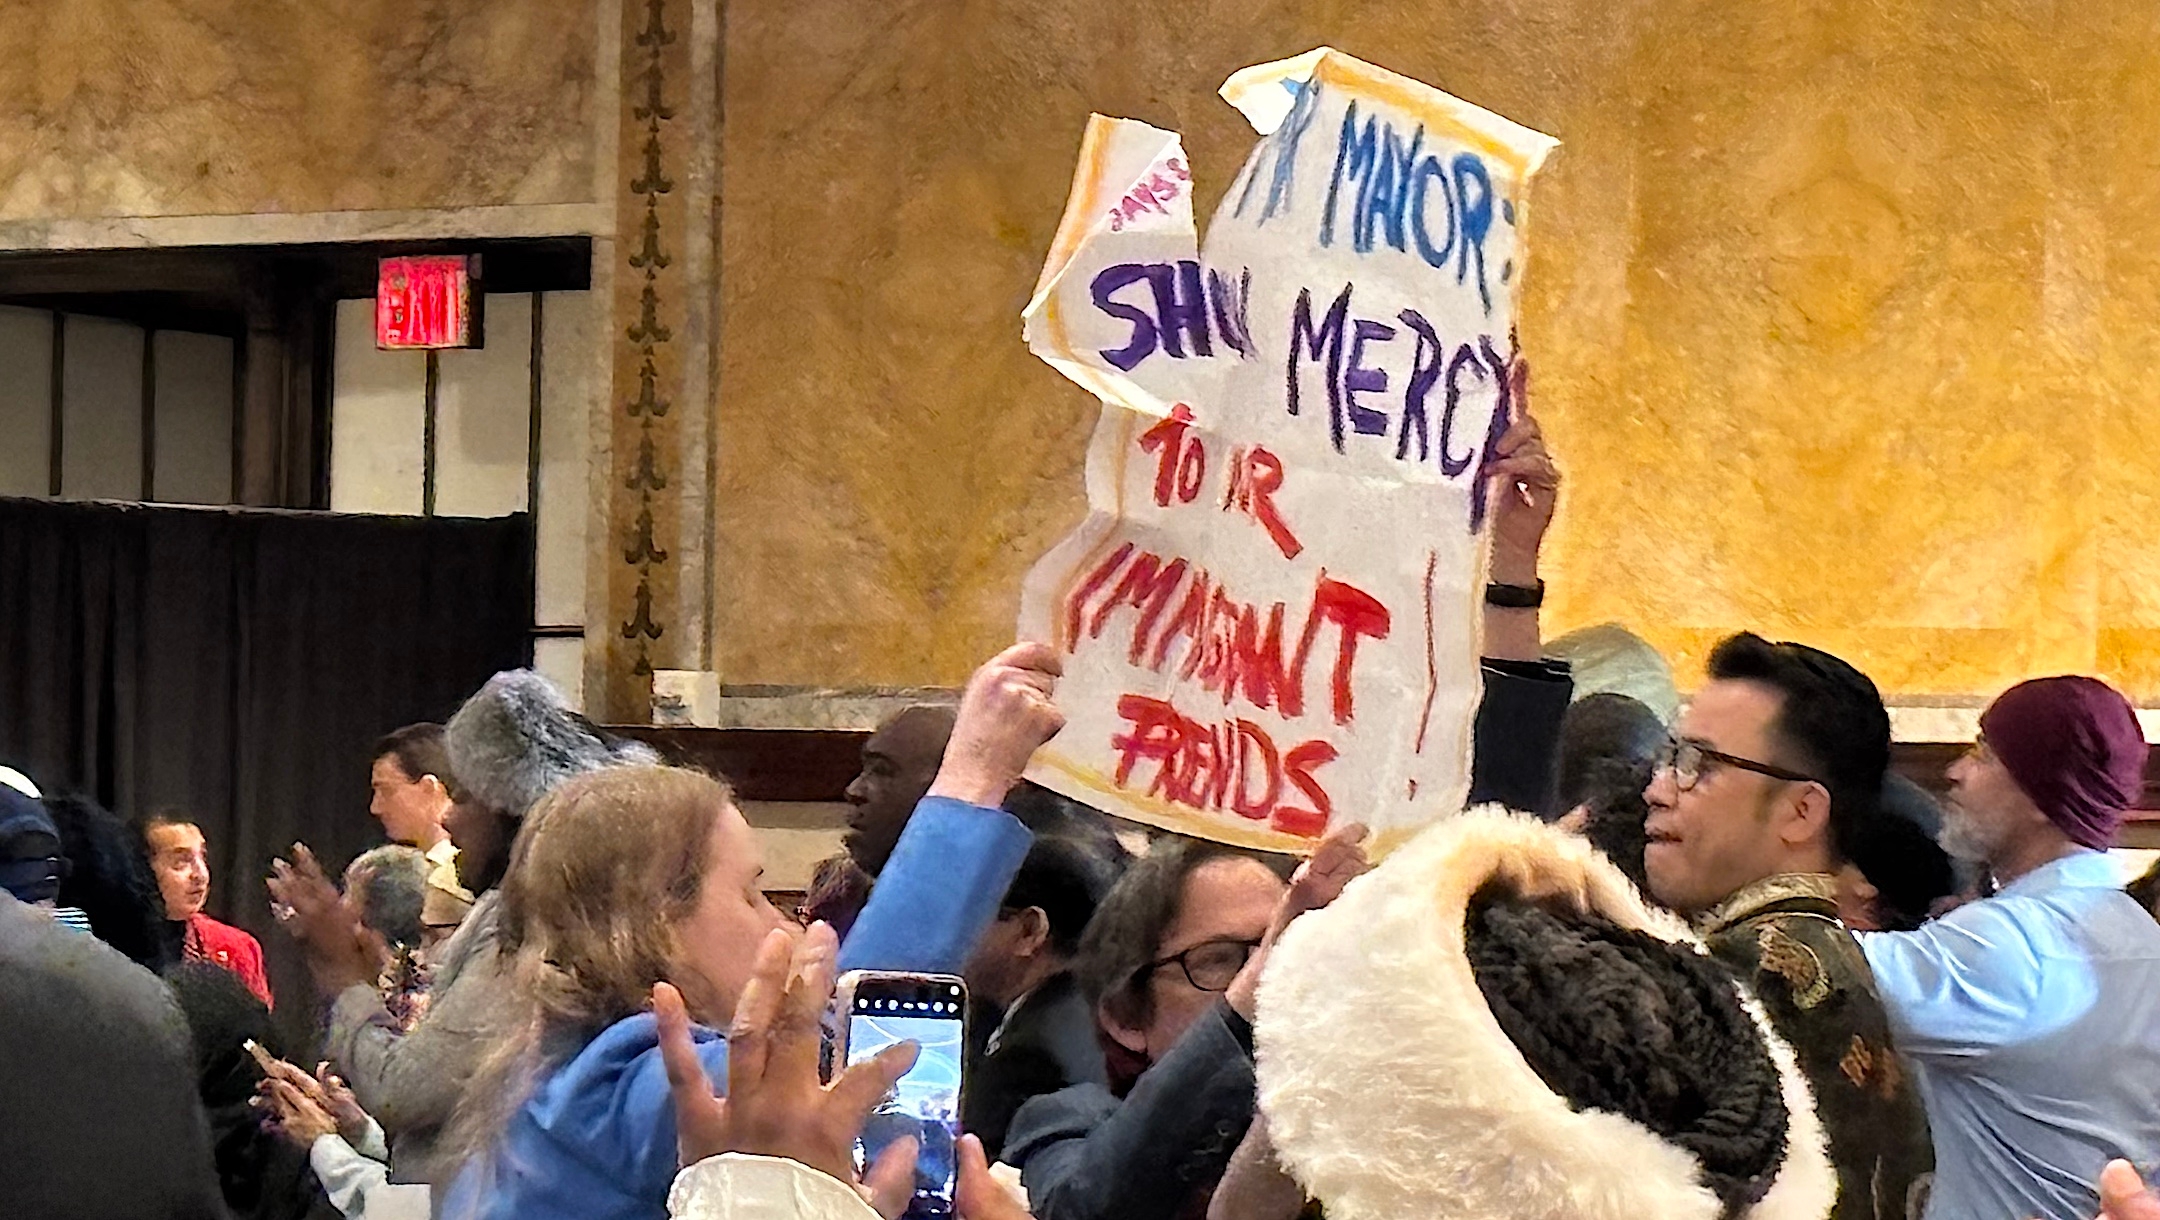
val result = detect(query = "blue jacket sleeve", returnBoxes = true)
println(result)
[838,795,1034,975]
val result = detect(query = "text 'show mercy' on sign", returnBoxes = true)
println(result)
[1017,48,1559,853]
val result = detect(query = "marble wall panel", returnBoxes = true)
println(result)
[0,0,601,220]
[712,0,2160,702]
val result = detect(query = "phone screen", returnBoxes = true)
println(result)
[846,978,967,1220]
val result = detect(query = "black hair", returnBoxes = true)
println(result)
[1465,890,1787,1218]
[1706,632,1891,864]
[165,960,278,1112]
[1004,782,1121,844]
[374,722,452,785]
[1844,776,1956,931]
[1000,832,1132,956]
[999,783,1133,954]
[1553,693,1667,817]
[42,794,172,971]
[1072,835,1252,1027]
[164,962,322,1218]
[1579,769,1655,894]
[135,807,200,835]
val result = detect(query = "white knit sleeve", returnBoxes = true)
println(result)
[667,1154,884,1220]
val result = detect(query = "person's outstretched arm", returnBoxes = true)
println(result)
[840,644,1065,975]
[1470,400,1571,814]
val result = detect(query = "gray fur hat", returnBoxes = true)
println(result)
[445,670,659,819]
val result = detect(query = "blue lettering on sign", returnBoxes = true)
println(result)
[1284,281,1517,502]
[1438,343,1488,477]
[1343,319,1395,438]
[1451,153,1495,312]
[1320,101,1506,314]
[1207,266,1254,356]
[1234,79,1324,226]
[1466,332,1519,532]
[1091,261,1253,371]
[1286,284,1350,450]
[1092,264,1157,372]
[1394,308,1442,462]
[1410,156,1454,271]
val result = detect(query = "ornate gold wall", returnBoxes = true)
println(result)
[0,0,599,219]
[715,0,2160,702]
[11,0,2160,707]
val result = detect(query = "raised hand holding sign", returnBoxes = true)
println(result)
[1017,48,1560,852]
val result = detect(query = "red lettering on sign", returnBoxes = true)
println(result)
[1291,575,1392,725]
[1139,404,1197,507]
[1073,551,1392,726]
[1244,447,1301,559]
[1223,446,1303,560]
[1229,720,1282,820]
[1107,694,1336,838]
[1275,740,1339,836]
[1064,542,1135,650]
[1088,553,1188,665]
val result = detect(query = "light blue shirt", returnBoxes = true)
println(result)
[1860,850,2160,1220]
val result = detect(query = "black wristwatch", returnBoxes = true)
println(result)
[1484,580,1545,609]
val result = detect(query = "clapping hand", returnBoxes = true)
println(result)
[656,923,921,1218]
[251,1046,376,1150]
[266,843,378,992]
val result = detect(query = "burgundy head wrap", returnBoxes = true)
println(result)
[1977,676,2146,850]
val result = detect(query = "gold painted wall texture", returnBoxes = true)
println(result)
[0,0,599,219]
[716,0,2160,702]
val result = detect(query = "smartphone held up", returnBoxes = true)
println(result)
[833,970,969,1220]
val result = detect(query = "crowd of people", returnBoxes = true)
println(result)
[6,410,2160,1220]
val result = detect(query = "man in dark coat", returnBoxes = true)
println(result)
[963,814,1131,1158]
[1643,632,1934,1220]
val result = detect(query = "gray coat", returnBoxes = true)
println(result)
[326,887,513,1186]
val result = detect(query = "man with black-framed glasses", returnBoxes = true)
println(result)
[1642,631,1934,1220]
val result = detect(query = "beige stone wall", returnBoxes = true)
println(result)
[714,0,2160,702]
[0,0,601,220]
[15,0,2160,708]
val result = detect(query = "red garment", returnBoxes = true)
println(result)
[185,912,272,1010]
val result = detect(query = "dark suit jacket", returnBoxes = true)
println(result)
[1003,659,1574,1220]
[1702,875,1935,1220]
[965,972,1109,1160]
[1005,1002,1256,1220]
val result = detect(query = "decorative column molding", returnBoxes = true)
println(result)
[597,0,717,721]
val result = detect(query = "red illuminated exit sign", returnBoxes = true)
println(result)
[377,255,484,350]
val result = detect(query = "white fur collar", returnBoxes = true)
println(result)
[1254,808,1836,1220]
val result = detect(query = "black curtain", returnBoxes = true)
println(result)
[0,497,532,1047]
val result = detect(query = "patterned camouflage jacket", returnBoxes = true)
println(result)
[1700,874,1935,1220]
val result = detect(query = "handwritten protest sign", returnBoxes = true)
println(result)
[1018,48,1559,852]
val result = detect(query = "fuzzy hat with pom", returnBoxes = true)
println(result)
[445,671,658,819]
